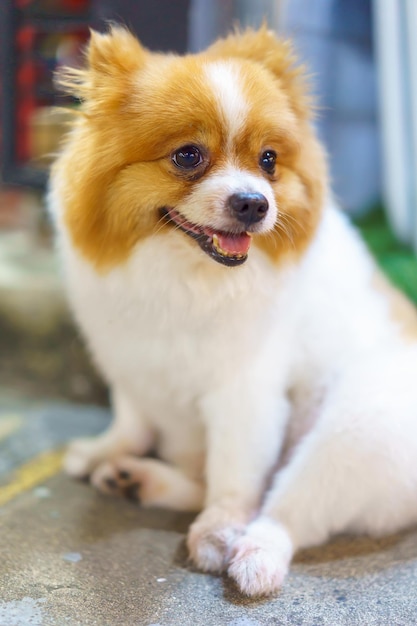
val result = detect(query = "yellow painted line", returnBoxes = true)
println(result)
[0,449,64,507]
[0,414,23,441]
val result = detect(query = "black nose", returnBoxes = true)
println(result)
[228,192,269,227]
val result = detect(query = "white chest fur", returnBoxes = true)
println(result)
[53,203,402,468]
[59,228,297,433]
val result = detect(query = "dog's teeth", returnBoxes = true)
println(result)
[212,234,229,257]
[212,233,245,259]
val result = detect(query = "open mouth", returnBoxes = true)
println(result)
[161,207,252,267]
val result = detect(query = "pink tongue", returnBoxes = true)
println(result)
[216,232,252,255]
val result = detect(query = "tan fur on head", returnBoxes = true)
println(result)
[206,25,314,119]
[53,26,328,271]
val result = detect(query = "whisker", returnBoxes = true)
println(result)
[262,228,282,251]
[279,211,308,237]
[267,230,281,251]
[152,220,183,240]
[150,215,170,239]
[274,218,291,238]
[273,220,295,249]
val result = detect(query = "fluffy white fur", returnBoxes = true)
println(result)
[49,181,417,596]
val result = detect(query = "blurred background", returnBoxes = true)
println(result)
[0,0,416,405]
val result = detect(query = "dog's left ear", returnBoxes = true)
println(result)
[206,26,312,118]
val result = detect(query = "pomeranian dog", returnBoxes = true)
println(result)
[49,26,417,596]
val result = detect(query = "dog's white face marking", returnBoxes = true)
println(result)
[179,165,277,233]
[205,61,248,145]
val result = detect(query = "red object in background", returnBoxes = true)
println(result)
[64,0,89,9]
[15,0,89,15]
[9,0,91,168]
[16,60,37,88]
[16,97,36,162]
[15,24,38,163]
[16,25,36,51]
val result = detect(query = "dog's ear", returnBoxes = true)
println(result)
[55,26,147,108]
[87,26,146,75]
[206,26,313,118]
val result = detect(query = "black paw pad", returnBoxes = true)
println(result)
[124,482,141,503]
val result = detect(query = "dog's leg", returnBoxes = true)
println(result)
[90,455,204,511]
[187,376,290,573]
[64,387,154,478]
[228,347,417,596]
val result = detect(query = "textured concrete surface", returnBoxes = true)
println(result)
[1,404,417,625]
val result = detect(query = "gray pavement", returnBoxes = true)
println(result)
[1,403,417,626]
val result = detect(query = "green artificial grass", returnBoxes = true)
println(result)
[355,208,417,304]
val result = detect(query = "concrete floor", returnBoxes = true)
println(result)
[1,401,417,626]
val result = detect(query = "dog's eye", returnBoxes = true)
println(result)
[259,150,277,174]
[172,145,203,169]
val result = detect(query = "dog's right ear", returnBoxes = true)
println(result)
[87,26,146,74]
[55,26,147,107]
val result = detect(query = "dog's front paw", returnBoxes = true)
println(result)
[64,437,104,478]
[187,506,246,573]
[90,456,204,512]
[90,458,142,501]
[228,518,293,597]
